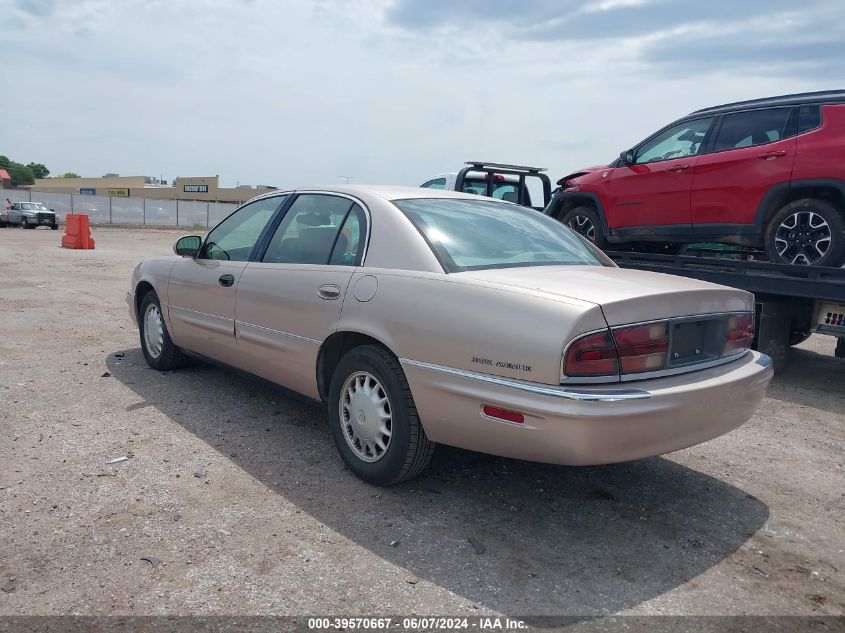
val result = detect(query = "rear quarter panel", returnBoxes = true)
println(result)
[792,104,845,182]
[337,269,608,386]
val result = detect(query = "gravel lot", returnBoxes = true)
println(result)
[0,227,842,622]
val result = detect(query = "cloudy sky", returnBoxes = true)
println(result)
[1,0,843,187]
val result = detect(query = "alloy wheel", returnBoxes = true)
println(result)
[566,214,596,241]
[774,210,832,265]
[339,371,392,463]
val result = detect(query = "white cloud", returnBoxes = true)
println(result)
[0,0,840,188]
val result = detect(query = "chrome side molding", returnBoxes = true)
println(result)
[400,359,652,401]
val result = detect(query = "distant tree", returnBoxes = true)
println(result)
[0,155,10,169]
[9,163,35,186]
[27,162,49,179]
[59,172,81,178]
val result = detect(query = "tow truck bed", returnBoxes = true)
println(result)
[606,250,845,369]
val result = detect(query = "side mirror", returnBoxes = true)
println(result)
[620,149,635,165]
[174,235,202,257]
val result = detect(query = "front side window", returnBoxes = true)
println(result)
[394,198,607,272]
[421,178,447,190]
[263,194,364,265]
[201,195,285,261]
[713,107,792,152]
[635,117,714,164]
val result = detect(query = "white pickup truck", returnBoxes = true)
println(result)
[420,162,552,211]
[0,201,58,229]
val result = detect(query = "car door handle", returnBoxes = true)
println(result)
[669,164,691,172]
[317,284,341,300]
[218,274,235,287]
[758,150,787,159]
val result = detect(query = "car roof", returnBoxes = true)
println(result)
[689,90,845,117]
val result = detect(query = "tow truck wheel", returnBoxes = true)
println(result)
[764,199,845,267]
[561,206,606,248]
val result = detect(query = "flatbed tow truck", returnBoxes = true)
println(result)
[606,247,845,369]
[422,161,844,369]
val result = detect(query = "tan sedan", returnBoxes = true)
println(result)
[127,186,773,485]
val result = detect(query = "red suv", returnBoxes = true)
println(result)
[546,91,845,266]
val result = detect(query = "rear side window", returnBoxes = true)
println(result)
[263,194,363,266]
[713,107,791,151]
[798,105,822,133]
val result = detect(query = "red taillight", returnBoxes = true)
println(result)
[724,314,754,356]
[564,331,618,377]
[482,405,525,424]
[613,322,669,374]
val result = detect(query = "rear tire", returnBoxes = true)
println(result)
[764,198,845,266]
[560,206,607,248]
[138,291,189,371]
[328,345,435,485]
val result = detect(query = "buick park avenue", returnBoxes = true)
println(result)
[127,186,773,485]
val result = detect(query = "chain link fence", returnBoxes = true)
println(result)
[2,189,239,228]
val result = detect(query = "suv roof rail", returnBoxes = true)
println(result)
[465,161,547,173]
[691,90,845,115]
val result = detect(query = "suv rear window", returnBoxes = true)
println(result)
[394,198,607,272]
[713,107,792,151]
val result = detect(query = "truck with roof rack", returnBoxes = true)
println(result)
[420,161,552,211]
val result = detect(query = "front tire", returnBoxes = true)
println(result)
[138,291,189,370]
[21,218,31,229]
[560,206,607,248]
[50,223,58,230]
[764,199,845,266]
[328,345,435,485]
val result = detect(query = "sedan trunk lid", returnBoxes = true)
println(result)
[457,266,753,326]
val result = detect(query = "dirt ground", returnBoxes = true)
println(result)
[0,226,842,622]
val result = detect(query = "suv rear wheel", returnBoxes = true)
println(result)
[764,198,845,266]
[561,206,607,248]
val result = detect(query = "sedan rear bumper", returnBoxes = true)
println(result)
[401,351,772,465]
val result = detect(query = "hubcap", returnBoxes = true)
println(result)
[143,303,164,359]
[339,371,392,463]
[566,214,596,241]
[774,211,831,265]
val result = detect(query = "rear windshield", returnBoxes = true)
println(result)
[394,198,609,272]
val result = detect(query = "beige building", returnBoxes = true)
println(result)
[31,175,276,204]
